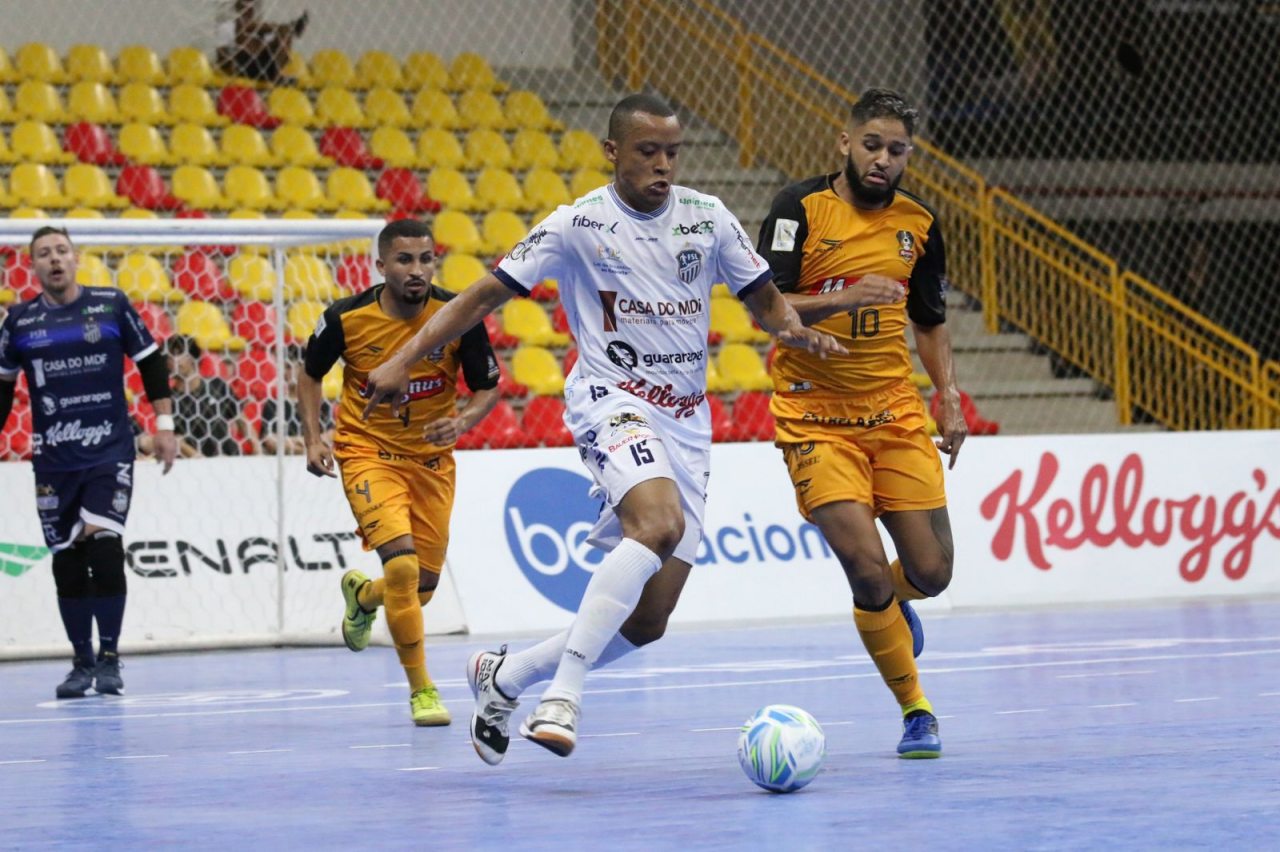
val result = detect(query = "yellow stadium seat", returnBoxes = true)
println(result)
[570,168,612,198]
[315,87,368,127]
[475,168,526,211]
[167,46,217,86]
[280,51,312,88]
[269,87,317,126]
[12,121,73,164]
[220,123,278,166]
[364,87,411,128]
[523,168,572,210]
[404,52,449,91]
[118,123,170,166]
[416,127,466,169]
[276,166,336,211]
[369,126,416,168]
[309,49,355,89]
[116,45,165,85]
[504,90,563,131]
[271,125,332,167]
[447,52,505,93]
[705,354,731,394]
[66,207,104,221]
[911,372,933,390]
[481,210,528,256]
[426,167,476,211]
[7,207,49,220]
[457,90,509,130]
[711,298,769,344]
[465,128,513,170]
[287,300,326,341]
[75,253,112,287]
[410,89,460,129]
[511,346,566,396]
[228,254,277,301]
[0,88,13,123]
[177,300,245,351]
[120,207,158,220]
[65,164,129,209]
[354,51,405,90]
[66,44,114,83]
[9,164,70,208]
[326,168,388,211]
[559,129,609,171]
[169,84,227,126]
[711,283,733,300]
[284,257,341,301]
[502,300,570,347]
[717,343,773,391]
[170,123,220,166]
[119,83,171,125]
[172,165,230,210]
[15,81,66,122]
[67,82,120,124]
[511,129,560,171]
[437,253,488,293]
[224,165,278,210]
[0,128,14,164]
[0,46,15,84]
[322,364,343,400]
[16,43,66,82]
[433,210,483,255]
[117,253,181,302]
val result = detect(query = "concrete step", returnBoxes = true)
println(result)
[972,396,1164,435]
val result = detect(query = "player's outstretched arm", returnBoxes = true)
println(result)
[782,275,906,325]
[913,321,966,468]
[297,370,335,477]
[361,275,514,420]
[743,283,847,358]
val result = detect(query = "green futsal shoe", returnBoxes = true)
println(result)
[340,569,376,652]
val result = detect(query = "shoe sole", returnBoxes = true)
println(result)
[519,720,575,757]
[413,713,452,727]
[466,651,510,766]
[898,749,942,759]
[95,684,124,696]
[55,689,89,699]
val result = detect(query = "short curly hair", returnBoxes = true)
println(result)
[850,89,918,136]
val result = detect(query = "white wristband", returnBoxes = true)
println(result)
[155,414,176,432]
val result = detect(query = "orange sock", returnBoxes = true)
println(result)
[853,599,925,710]
[888,559,927,602]
[382,553,428,691]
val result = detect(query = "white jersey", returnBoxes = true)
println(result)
[494,183,772,446]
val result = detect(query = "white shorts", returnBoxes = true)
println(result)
[573,404,710,566]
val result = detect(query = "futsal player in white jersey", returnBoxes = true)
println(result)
[362,94,842,761]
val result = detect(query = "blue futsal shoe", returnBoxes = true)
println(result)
[897,711,942,759]
[900,601,924,658]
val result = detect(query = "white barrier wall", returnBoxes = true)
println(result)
[1,431,1277,657]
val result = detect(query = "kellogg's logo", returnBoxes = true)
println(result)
[981,452,1280,582]
[503,468,604,610]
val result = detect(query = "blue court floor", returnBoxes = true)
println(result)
[2,598,1279,851]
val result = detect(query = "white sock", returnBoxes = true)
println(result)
[497,630,640,699]
[541,539,660,705]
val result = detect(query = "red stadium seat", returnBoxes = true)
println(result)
[457,355,526,399]
[116,165,181,211]
[707,394,734,443]
[528,281,558,302]
[730,391,776,442]
[172,250,234,302]
[199,351,232,381]
[133,303,174,339]
[232,348,279,400]
[64,121,125,166]
[375,167,439,213]
[335,254,372,293]
[474,400,534,449]
[521,396,572,447]
[483,313,518,349]
[561,347,577,376]
[129,397,155,434]
[232,302,279,349]
[0,407,34,460]
[217,86,280,129]
[930,388,1000,436]
[3,252,41,301]
[550,303,569,334]
[319,127,382,169]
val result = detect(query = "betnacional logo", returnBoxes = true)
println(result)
[503,468,604,611]
[0,542,51,578]
[980,452,1280,582]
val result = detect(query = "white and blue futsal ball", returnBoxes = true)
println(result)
[737,704,826,793]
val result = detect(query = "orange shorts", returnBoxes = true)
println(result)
[773,379,945,520]
[338,451,456,573]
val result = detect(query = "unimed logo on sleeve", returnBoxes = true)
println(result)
[503,468,604,611]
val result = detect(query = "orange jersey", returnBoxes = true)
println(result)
[758,174,948,396]
[303,283,499,461]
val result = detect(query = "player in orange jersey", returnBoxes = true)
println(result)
[758,89,969,758]
[298,218,500,726]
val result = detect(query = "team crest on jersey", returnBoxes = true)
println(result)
[676,248,703,284]
[112,489,130,514]
[82,318,101,344]
[36,483,59,511]
[896,230,916,265]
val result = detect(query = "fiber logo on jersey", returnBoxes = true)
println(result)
[503,468,604,611]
